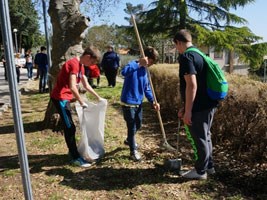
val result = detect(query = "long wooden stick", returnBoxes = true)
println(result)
[131,15,175,151]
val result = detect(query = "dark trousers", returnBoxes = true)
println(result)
[122,105,142,151]
[3,64,7,80]
[88,76,100,87]
[16,67,20,83]
[51,98,80,160]
[187,107,216,175]
[105,68,118,87]
[39,67,48,93]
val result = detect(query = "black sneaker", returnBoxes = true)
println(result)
[124,139,139,149]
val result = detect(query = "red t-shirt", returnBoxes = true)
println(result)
[88,64,100,78]
[51,57,84,100]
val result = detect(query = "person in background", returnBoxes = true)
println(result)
[34,50,40,80]
[25,49,34,80]
[101,45,120,87]
[120,46,160,161]
[85,64,101,88]
[14,53,23,84]
[1,53,7,81]
[50,46,103,168]
[34,46,48,93]
[173,29,218,180]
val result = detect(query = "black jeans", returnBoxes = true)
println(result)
[16,67,20,83]
[39,67,48,93]
[51,98,80,160]
[105,68,118,87]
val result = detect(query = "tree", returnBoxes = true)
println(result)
[84,25,117,51]
[139,0,254,35]
[193,25,262,72]
[130,0,261,72]
[240,42,267,71]
[1,0,43,51]
[43,0,121,129]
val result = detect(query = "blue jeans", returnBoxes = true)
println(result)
[122,105,142,151]
[26,62,33,79]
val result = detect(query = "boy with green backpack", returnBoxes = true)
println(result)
[173,29,227,179]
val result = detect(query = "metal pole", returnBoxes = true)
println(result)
[42,0,52,91]
[42,0,52,68]
[15,32,17,52]
[0,1,33,200]
[13,28,18,52]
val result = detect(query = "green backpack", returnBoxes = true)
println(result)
[185,47,228,100]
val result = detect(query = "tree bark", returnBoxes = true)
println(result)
[42,0,89,129]
[229,50,234,74]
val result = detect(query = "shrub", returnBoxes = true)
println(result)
[150,64,267,164]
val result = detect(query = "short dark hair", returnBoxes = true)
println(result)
[40,46,46,51]
[173,29,192,43]
[144,46,159,62]
[82,46,101,62]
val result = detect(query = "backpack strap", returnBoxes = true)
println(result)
[185,47,207,59]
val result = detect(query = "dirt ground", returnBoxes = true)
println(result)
[0,79,266,200]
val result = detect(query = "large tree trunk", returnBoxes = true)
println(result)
[42,0,89,129]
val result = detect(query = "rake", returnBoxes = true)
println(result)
[131,14,176,151]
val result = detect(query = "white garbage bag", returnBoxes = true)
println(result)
[76,98,108,161]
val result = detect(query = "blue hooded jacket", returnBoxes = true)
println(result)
[120,61,154,105]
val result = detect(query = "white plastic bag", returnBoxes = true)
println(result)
[76,98,107,161]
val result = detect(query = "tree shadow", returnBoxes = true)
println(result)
[190,166,267,199]
[0,154,67,172]
[0,121,44,135]
[0,148,188,192]
[46,166,185,191]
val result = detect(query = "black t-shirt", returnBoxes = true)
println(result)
[179,47,218,112]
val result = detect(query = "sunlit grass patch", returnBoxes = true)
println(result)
[2,169,20,177]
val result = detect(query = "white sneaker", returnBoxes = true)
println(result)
[181,169,207,180]
[207,167,216,175]
[130,150,142,161]
[72,157,91,168]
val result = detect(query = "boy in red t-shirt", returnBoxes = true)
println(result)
[51,46,103,168]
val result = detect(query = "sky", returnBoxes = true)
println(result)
[90,0,267,43]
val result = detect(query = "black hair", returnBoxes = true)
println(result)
[40,46,46,51]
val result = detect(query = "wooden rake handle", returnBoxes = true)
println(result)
[131,14,167,141]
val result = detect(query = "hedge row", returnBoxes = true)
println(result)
[150,64,267,164]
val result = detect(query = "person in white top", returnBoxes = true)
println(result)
[14,53,23,84]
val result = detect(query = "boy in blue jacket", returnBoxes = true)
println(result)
[121,46,160,161]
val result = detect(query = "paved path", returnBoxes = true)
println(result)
[0,64,37,116]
